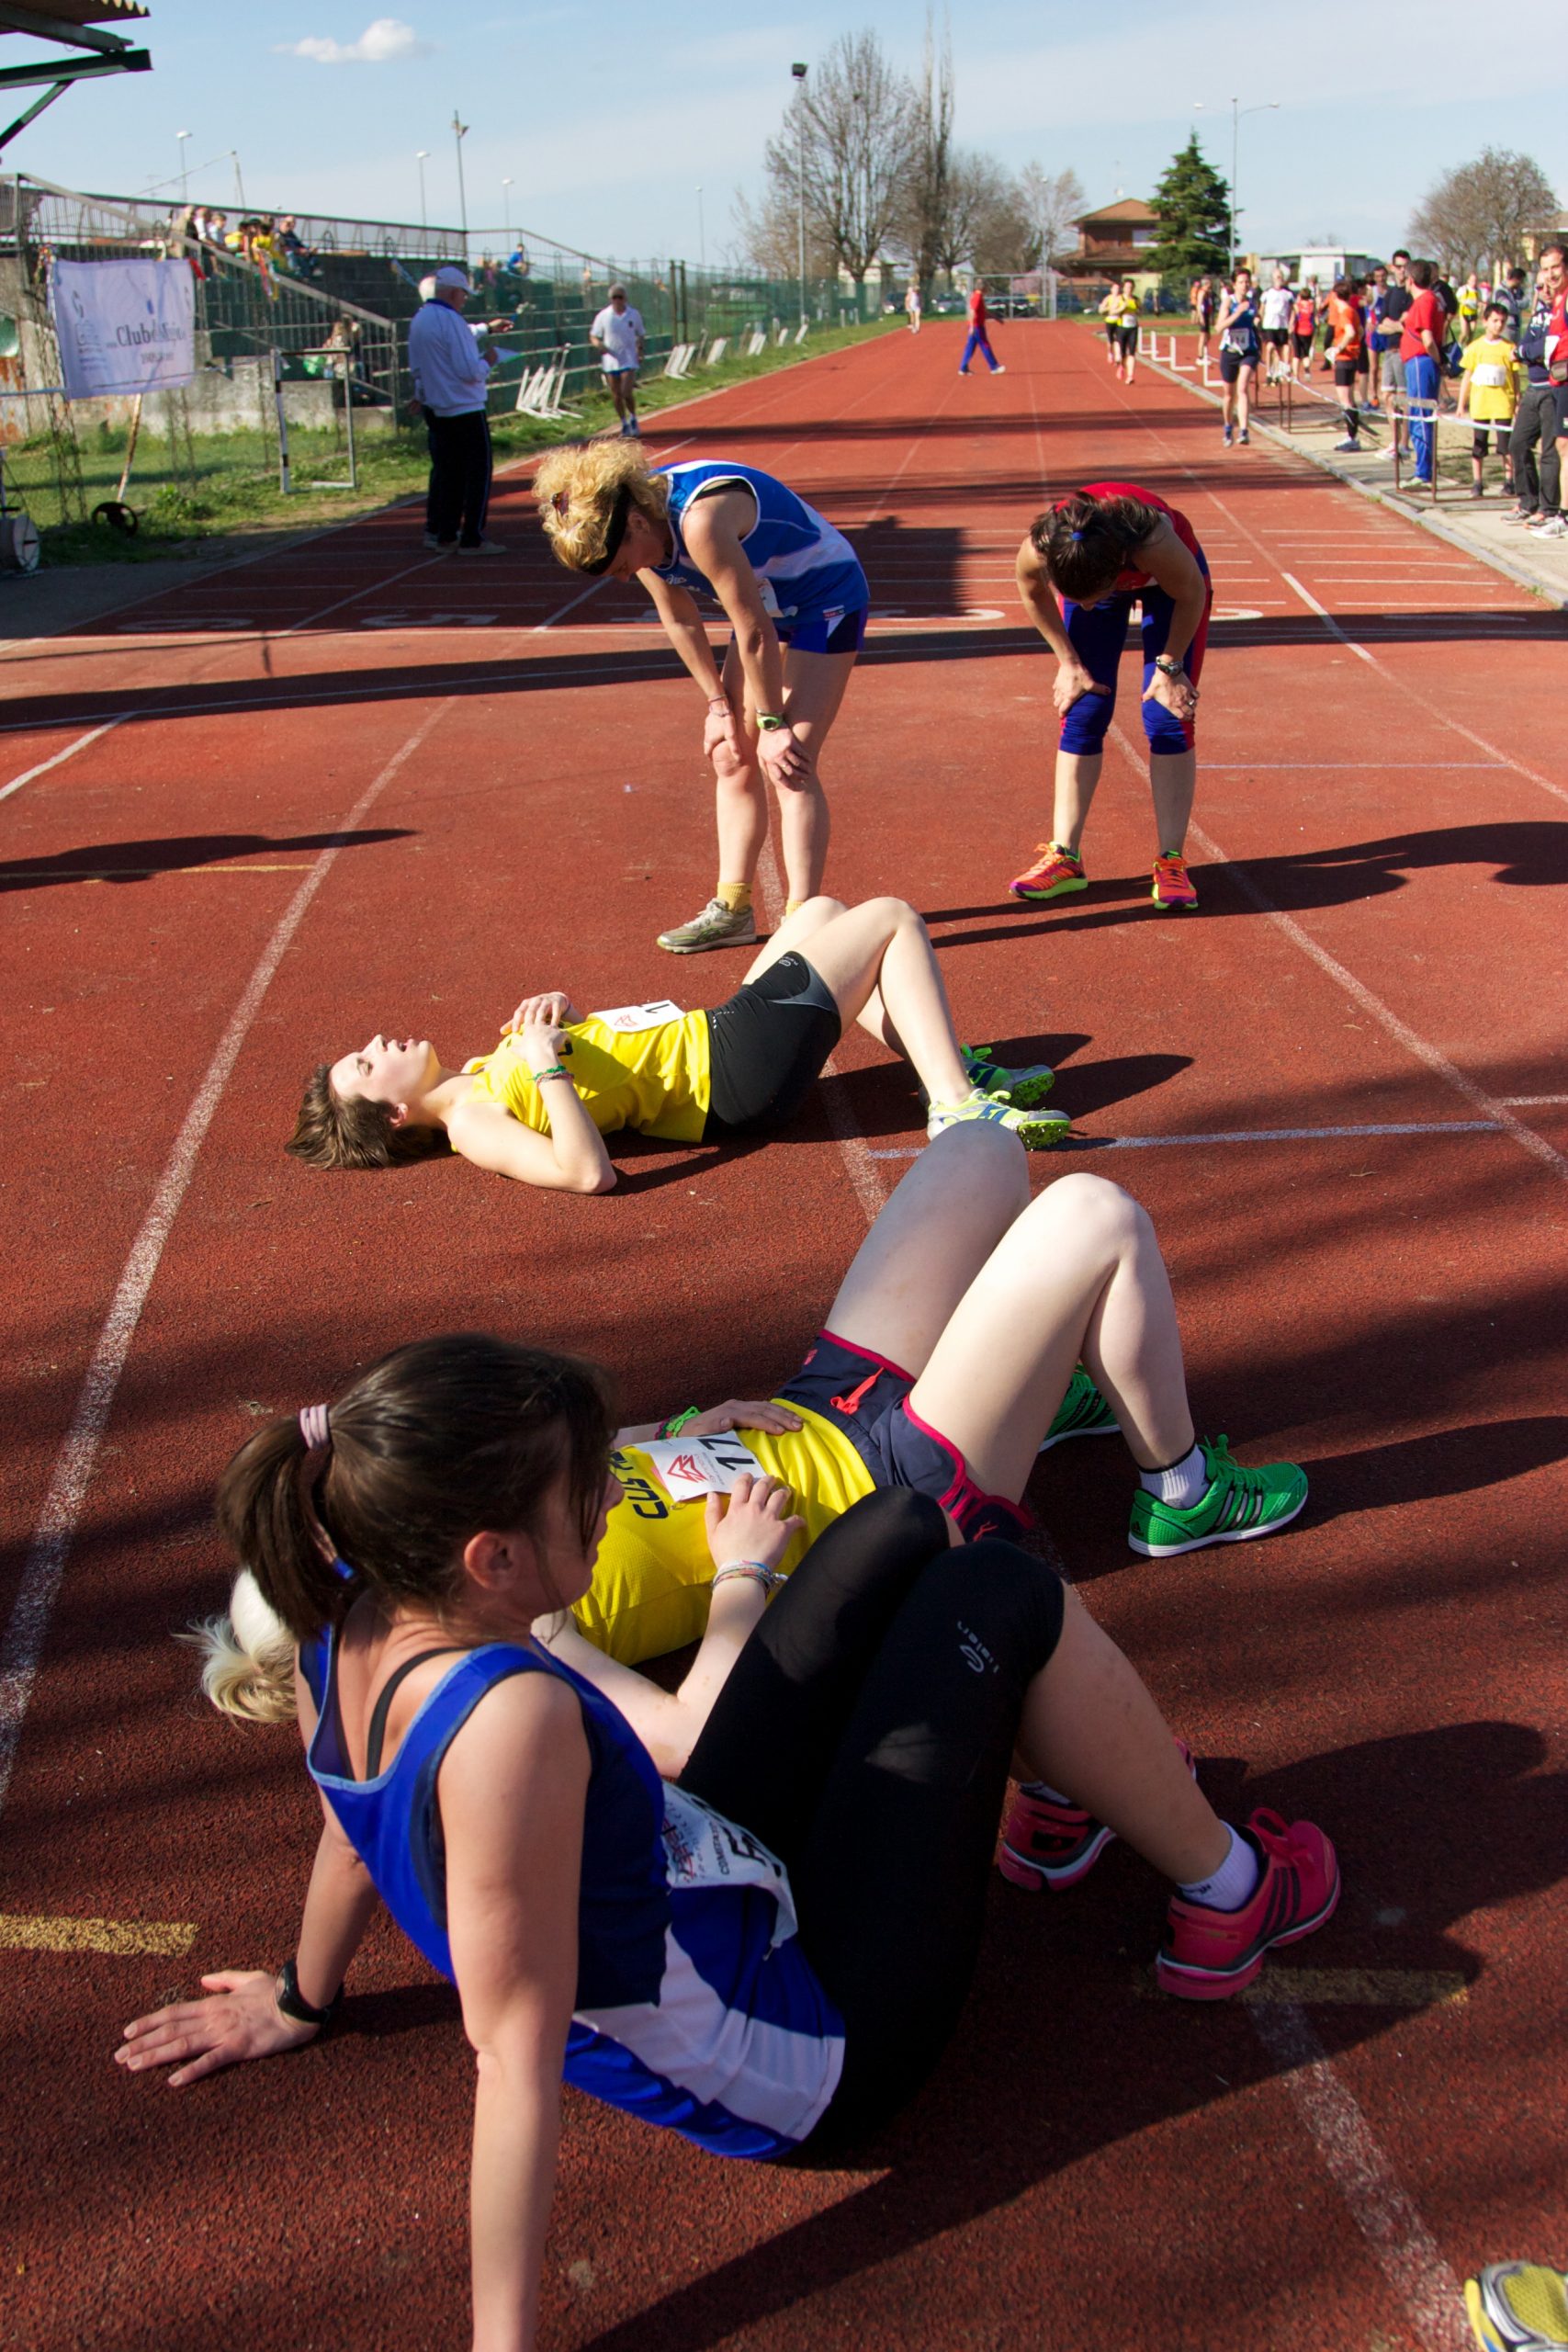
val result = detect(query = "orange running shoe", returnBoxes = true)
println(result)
[1151,851,1199,910]
[1010,841,1087,900]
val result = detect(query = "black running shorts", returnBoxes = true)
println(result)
[703,952,841,1134]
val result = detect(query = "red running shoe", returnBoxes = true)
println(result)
[1156,1808,1340,1999]
[1151,851,1199,910]
[998,1737,1195,1893]
[1010,841,1087,901]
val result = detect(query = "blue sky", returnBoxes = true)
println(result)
[14,0,1566,265]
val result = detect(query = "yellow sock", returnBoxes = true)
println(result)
[784,899,804,918]
[715,880,751,914]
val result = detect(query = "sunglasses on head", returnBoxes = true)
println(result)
[580,483,635,577]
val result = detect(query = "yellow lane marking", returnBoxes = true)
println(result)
[1133,1966,1467,2008]
[0,1912,197,1957]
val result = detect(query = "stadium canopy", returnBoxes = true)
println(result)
[0,2,151,157]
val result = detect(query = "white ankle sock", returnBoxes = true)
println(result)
[1179,1823,1259,1911]
[1140,1442,1207,1508]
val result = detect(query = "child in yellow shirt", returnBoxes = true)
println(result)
[1457,302,1521,499]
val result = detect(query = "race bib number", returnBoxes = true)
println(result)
[641,1430,759,1501]
[591,999,685,1034]
[660,1783,798,1948]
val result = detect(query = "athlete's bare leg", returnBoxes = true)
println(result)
[742,895,971,1106]
[718,643,857,905]
[1148,748,1196,855]
[1051,750,1102,853]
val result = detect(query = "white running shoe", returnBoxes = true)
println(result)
[657,898,758,955]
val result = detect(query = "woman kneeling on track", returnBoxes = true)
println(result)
[1010,481,1213,914]
[123,1340,1337,2352]
[288,894,1066,1193]
[533,440,867,956]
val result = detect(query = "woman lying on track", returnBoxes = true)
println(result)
[214,1118,1309,1724]
[288,894,1066,1192]
[1010,481,1213,914]
[122,1334,1337,2352]
[534,440,867,956]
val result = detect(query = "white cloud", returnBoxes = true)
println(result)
[277,17,431,64]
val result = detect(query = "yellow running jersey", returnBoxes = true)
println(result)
[575,1405,876,1664]
[464,1011,711,1144]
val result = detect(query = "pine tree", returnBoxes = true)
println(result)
[1146,137,1231,278]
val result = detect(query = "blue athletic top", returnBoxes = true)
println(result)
[652,460,868,627]
[1220,293,1261,356]
[301,1625,845,2159]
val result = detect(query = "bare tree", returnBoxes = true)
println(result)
[761,29,918,281]
[1409,147,1558,275]
[731,186,834,281]
[1017,162,1086,270]
[897,9,955,289]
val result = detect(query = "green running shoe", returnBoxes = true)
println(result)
[961,1043,1057,1109]
[926,1090,1071,1151]
[1128,1434,1308,1557]
[1039,1365,1120,1453]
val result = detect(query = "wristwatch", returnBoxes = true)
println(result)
[276,1957,342,2030]
[1154,655,1187,678]
[755,711,789,732]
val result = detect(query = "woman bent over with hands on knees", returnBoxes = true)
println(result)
[122,1335,1337,2350]
[1010,482,1213,913]
[288,894,1068,1192]
[533,441,867,956]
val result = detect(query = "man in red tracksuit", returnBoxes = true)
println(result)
[960,284,1005,376]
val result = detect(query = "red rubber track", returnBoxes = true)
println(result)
[4,324,1567,2352]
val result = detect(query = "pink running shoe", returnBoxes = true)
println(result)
[1151,852,1199,910]
[1156,1808,1340,1999]
[1010,841,1088,901]
[999,1738,1195,1893]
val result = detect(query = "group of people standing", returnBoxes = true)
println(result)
[1189,244,1567,507]
[116,346,1348,2352]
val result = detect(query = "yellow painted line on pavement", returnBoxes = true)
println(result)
[0,1912,197,1957]
[1133,1966,1467,2009]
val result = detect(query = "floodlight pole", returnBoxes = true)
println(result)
[792,62,808,330]
[452,110,469,260]
[1195,96,1279,273]
[416,150,430,232]
[176,129,190,202]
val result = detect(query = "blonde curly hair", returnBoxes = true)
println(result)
[180,1566,298,1726]
[534,438,670,572]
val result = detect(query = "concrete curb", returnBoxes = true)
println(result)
[1141,351,1568,612]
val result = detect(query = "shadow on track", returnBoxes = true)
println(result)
[0,828,412,894]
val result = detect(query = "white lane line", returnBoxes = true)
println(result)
[1503,1094,1568,1105]
[1185,812,1568,1187]
[1252,2004,1472,2352]
[1201,762,1502,771]
[754,844,887,1225]
[0,699,455,1817]
[867,1119,1502,1159]
[0,719,125,807]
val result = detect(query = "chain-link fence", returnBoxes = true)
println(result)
[0,174,400,533]
[0,174,905,544]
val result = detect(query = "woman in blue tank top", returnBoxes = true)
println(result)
[534,440,869,958]
[118,1337,1338,2348]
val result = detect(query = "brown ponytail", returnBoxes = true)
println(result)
[1030,489,1158,605]
[214,1334,616,1645]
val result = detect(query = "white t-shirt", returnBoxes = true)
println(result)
[592,304,644,371]
[1261,287,1294,333]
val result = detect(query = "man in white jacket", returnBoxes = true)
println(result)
[407,266,504,552]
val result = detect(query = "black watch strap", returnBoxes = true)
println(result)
[276,1956,342,2030]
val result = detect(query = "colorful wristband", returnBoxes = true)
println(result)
[532,1065,571,1084]
[711,1561,787,1596]
[659,1407,702,1440]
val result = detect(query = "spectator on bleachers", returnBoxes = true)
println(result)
[276,217,319,279]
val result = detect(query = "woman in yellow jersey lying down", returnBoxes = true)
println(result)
[204,1122,1308,1770]
[287,895,1066,1192]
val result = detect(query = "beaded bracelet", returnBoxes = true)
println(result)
[532,1065,571,1085]
[711,1561,787,1596]
[659,1406,702,1440]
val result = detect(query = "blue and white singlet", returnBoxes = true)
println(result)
[652,460,868,628]
[301,1628,845,2159]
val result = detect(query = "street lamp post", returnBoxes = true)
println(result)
[502,176,513,243]
[1194,96,1279,274]
[452,110,469,259]
[791,61,807,330]
[416,150,430,232]
[176,130,191,202]
[696,184,705,272]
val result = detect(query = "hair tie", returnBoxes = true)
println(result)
[299,1403,332,1452]
[1070,528,1084,540]
[551,489,570,518]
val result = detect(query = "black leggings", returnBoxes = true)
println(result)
[703,953,841,1135]
[679,1490,1066,2147]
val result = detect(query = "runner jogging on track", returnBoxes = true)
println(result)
[1010,481,1213,912]
[588,283,646,439]
[534,442,866,955]
[1216,269,1261,443]
[1260,267,1293,382]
